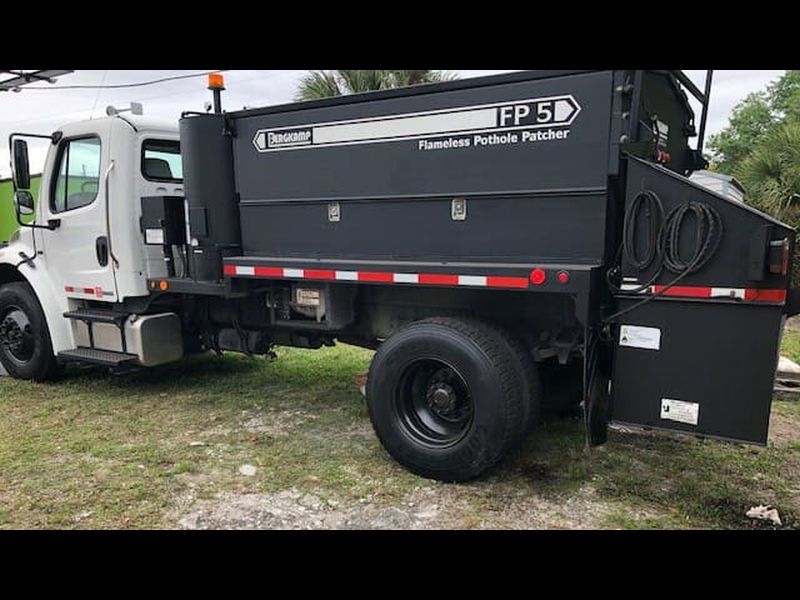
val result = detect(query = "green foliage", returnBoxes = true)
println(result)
[737,120,800,217]
[708,92,774,174]
[708,70,800,175]
[708,71,800,282]
[769,70,800,117]
[295,70,455,101]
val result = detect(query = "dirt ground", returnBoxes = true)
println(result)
[173,403,799,530]
[2,343,798,530]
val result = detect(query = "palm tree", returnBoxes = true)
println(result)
[295,70,455,101]
[737,120,800,283]
[737,120,800,219]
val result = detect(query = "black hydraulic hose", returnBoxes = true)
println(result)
[606,190,665,295]
[660,202,723,274]
[603,192,723,323]
[624,190,663,271]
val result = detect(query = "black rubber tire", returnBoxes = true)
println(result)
[0,282,59,382]
[496,330,542,435]
[366,317,525,482]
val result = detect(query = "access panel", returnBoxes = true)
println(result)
[611,297,784,445]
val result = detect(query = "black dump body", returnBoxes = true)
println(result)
[186,71,697,270]
[175,70,795,446]
[234,71,613,265]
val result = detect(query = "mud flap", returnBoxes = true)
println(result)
[583,327,610,449]
[786,287,800,317]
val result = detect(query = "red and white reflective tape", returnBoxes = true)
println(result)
[619,283,786,304]
[223,264,530,290]
[64,285,114,299]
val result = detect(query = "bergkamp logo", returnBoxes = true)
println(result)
[254,128,313,151]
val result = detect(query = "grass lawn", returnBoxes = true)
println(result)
[0,335,798,529]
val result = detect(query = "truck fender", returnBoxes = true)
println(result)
[0,256,73,354]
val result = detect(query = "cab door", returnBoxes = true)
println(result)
[42,123,118,302]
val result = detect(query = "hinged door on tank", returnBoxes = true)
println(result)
[609,158,793,445]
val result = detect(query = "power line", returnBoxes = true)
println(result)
[13,70,225,91]
[0,71,292,126]
[89,69,108,118]
[128,70,289,105]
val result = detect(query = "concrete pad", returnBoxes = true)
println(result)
[778,355,800,376]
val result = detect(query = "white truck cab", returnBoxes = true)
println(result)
[1,114,185,378]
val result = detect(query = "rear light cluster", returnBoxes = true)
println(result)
[529,269,571,286]
[768,238,791,276]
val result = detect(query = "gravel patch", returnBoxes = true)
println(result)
[176,482,640,530]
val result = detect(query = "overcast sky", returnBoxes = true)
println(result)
[0,69,786,178]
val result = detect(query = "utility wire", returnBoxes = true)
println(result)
[0,71,289,126]
[13,70,226,91]
[89,69,108,118]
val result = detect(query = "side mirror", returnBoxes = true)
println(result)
[14,190,34,216]
[12,139,31,191]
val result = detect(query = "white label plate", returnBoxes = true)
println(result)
[619,325,661,350]
[296,288,321,306]
[145,228,165,245]
[660,398,699,426]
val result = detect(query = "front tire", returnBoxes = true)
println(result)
[0,282,59,381]
[366,317,525,482]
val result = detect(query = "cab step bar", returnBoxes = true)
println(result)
[63,308,131,353]
[63,308,130,325]
[58,347,138,367]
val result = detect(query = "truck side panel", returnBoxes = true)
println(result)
[239,192,608,263]
[231,71,615,266]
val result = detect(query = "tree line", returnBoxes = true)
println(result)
[707,70,800,282]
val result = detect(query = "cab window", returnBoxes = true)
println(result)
[142,139,182,182]
[51,137,101,213]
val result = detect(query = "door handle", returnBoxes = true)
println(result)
[96,236,109,267]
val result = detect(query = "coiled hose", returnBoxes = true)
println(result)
[604,190,723,322]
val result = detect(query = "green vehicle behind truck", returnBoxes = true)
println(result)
[1,176,41,243]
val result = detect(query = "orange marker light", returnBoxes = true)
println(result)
[159,280,169,291]
[208,73,225,90]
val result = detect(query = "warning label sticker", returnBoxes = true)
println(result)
[619,325,661,351]
[660,398,700,426]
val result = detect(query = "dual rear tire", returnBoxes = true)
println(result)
[366,317,541,482]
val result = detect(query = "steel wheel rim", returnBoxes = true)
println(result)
[394,358,474,448]
[0,305,35,365]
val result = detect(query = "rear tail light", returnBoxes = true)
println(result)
[768,238,791,276]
